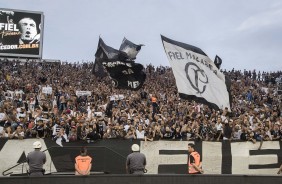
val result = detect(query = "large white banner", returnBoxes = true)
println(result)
[141,141,280,175]
[161,35,230,110]
[0,140,280,175]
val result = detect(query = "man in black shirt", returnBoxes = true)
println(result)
[223,121,233,140]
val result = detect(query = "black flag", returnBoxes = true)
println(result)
[93,37,127,77]
[102,60,146,90]
[214,55,222,69]
[215,55,232,108]
[92,58,107,78]
[94,37,146,90]
[95,37,128,61]
[119,37,144,60]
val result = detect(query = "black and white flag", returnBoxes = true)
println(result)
[119,37,144,60]
[93,37,128,78]
[92,58,108,78]
[161,35,230,110]
[95,37,128,61]
[102,60,146,90]
[94,37,146,90]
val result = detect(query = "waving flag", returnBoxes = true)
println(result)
[119,37,144,60]
[95,37,128,61]
[214,55,222,69]
[94,37,146,90]
[161,35,230,110]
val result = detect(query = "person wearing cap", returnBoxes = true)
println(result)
[126,144,146,174]
[26,141,46,176]
[187,143,203,174]
[75,147,92,175]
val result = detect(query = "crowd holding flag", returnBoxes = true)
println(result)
[161,35,230,110]
[93,37,146,90]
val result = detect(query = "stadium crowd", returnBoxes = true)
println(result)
[0,58,281,145]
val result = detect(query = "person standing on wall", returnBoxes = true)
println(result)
[126,144,146,174]
[75,147,92,175]
[26,141,46,176]
[187,143,203,174]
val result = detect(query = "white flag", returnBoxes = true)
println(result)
[161,35,230,110]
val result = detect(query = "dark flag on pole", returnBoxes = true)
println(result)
[161,35,230,110]
[102,60,146,90]
[94,37,146,90]
[92,58,108,78]
[95,37,128,60]
[119,37,144,60]
[93,37,128,77]
[214,55,222,70]
[214,54,232,107]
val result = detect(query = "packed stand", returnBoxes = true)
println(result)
[0,58,281,145]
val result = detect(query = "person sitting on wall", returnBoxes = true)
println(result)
[75,147,92,175]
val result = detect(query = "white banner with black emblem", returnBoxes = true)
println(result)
[161,35,230,110]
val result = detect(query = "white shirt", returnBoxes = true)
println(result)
[136,129,145,139]
[0,113,6,121]
[215,123,223,131]
[124,125,130,132]
[12,131,25,138]
[233,130,242,140]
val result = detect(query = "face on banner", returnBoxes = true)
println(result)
[18,17,38,44]
[0,9,43,58]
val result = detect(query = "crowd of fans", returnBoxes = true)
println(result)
[0,58,281,145]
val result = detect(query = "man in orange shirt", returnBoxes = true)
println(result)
[75,147,92,175]
[187,143,203,174]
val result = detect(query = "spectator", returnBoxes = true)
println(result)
[223,120,233,141]
[86,127,100,141]
[0,59,280,146]
[68,126,77,142]
[10,125,24,139]
[135,125,145,140]
[144,127,154,142]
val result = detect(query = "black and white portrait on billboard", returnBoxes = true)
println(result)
[0,8,43,58]
[18,17,40,44]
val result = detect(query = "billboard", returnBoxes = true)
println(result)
[0,8,44,58]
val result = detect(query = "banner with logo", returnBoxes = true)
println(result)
[0,8,44,58]
[161,35,230,110]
